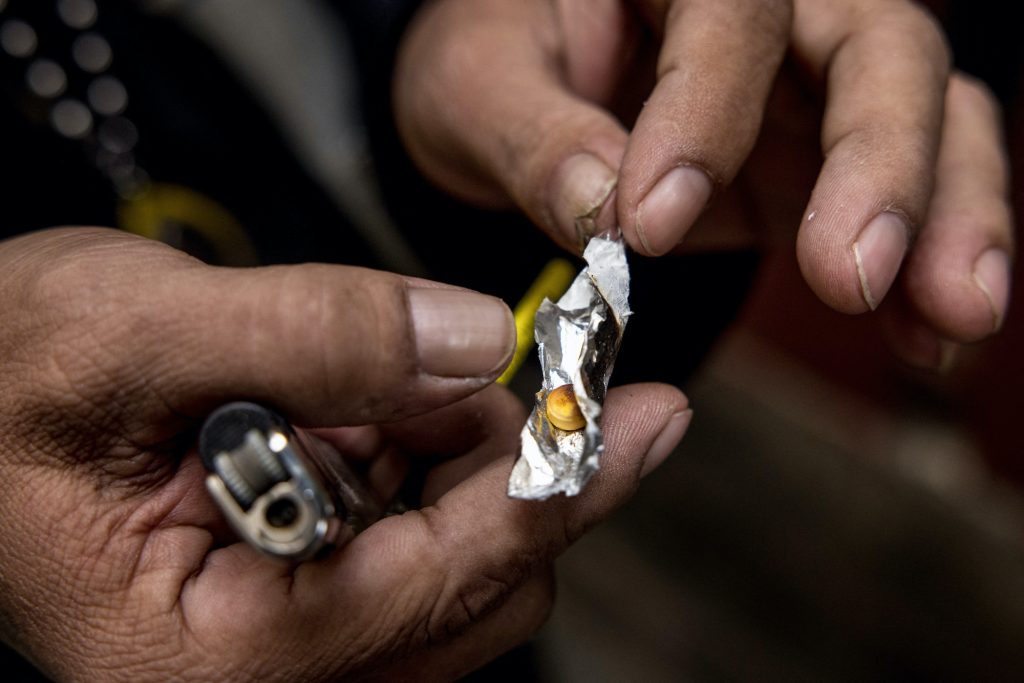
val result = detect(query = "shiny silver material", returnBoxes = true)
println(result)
[205,428,341,561]
[509,236,631,500]
[203,406,382,562]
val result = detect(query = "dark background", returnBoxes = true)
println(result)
[2,0,1023,680]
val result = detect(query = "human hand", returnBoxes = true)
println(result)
[0,228,689,681]
[394,0,1013,369]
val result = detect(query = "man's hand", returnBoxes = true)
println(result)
[0,228,688,681]
[394,0,1013,369]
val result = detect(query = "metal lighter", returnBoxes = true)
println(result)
[199,402,382,562]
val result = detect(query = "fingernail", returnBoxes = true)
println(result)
[552,153,617,247]
[892,320,958,372]
[409,288,515,378]
[641,409,692,478]
[636,166,712,256]
[576,188,619,250]
[973,248,1011,332]
[852,212,910,310]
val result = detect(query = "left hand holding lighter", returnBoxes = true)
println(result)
[0,227,688,681]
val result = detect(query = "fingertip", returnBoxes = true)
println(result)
[550,153,618,250]
[900,241,1013,344]
[796,209,910,315]
[852,212,911,311]
[633,166,713,256]
[973,248,1012,333]
[603,383,690,473]
[796,216,862,314]
[880,306,959,372]
[408,287,516,379]
[640,408,692,478]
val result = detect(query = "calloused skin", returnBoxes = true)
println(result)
[394,0,1015,370]
[0,229,689,681]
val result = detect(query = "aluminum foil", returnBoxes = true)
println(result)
[508,236,631,499]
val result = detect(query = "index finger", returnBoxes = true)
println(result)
[618,0,793,255]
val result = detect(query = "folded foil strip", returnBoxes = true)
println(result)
[508,236,631,500]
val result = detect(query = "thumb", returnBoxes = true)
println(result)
[9,229,514,428]
[160,265,516,427]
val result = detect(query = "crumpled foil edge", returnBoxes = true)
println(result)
[508,237,631,500]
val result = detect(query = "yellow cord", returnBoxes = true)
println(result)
[496,258,577,385]
[118,183,259,266]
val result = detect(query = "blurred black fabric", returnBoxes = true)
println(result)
[0,0,376,265]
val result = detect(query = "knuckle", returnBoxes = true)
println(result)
[893,3,952,71]
[560,507,591,550]
[747,0,794,37]
[10,261,100,363]
[520,570,557,638]
[413,507,527,644]
[847,3,951,79]
[0,239,179,481]
[313,269,416,416]
[430,572,517,643]
[247,265,415,419]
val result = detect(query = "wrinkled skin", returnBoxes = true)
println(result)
[395,0,1014,370]
[0,229,688,681]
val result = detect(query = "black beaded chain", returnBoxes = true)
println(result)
[1,0,147,198]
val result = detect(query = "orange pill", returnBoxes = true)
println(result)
[546,384,586,431]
